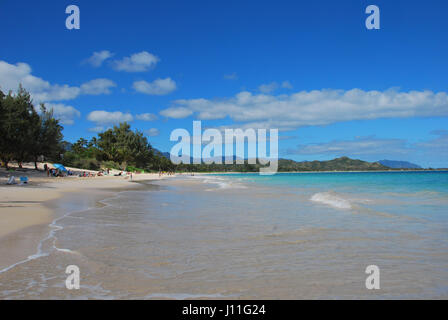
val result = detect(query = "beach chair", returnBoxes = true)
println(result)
[6,176,16,185]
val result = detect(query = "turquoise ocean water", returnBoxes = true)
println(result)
[217,171,448,193]
[214,171,448,221]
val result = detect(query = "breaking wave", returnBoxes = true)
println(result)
[310,192,352,209]
[189,175,247,191]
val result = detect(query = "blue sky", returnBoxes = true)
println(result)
[1,0,447,167]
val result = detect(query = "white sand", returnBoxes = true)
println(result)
[0,162,173,270]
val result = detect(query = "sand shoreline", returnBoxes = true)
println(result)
[0,172,173,272]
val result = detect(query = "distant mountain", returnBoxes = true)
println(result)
[278,157,388,172]
[378,160,422,169]
[171,156,389,172]
[156,152,245,163]
[152,150,424,172]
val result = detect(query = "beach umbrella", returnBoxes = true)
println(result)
[53,163,67,172]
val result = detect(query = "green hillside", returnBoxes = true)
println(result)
[277,156,388,172]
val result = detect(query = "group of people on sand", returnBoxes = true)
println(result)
[77,169,134,179]
[44,164,73,178]
[79,168,115,177]
[45,165,121,178]
[158,171,175,177]
[79,170,112,177]
[42,164,177,180]
[79,171,97,178]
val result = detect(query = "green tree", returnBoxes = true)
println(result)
[97,122,154,169]
[0,91,18,168]
[0,86,64,169]
[0,86,37,168]
[14,86,40,167]
[29,104,64,169]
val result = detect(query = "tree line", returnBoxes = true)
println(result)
[0,86,172,172]
[63,122,174,172]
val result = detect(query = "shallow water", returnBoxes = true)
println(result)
[1,172,447,299]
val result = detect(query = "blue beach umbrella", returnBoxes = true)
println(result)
[53,164,67,172]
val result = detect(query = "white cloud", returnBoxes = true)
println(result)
[145,128,160,137]
[160,106,193,119]
[258,82,278,93]
[258,81,292,93]
[136,113,158,121]
[112,51,159,72]
[0,61,80,101]
[88,126,105,133]
[45,103,81,125]
[160,88,448,131]
[0,60,116,103]
[0,61,47,92]
[33,85,81,102]
[87,110,133,125]
[83,50,114,67]
[133,78,177,95]
[224,72,238,80]
[80,78,116,95]
[288,136,409,156]
[416,131,448,157]
[281,81,293,89]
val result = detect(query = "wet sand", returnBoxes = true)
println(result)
[0,173,171,272]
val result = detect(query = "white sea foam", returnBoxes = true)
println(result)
[310,192,352,209]
[54,247,77,254]
[205,179,247,191]
[0,202,90,275]
[190,175,247,191]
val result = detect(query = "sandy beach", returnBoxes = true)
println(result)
[0,163,171,272]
